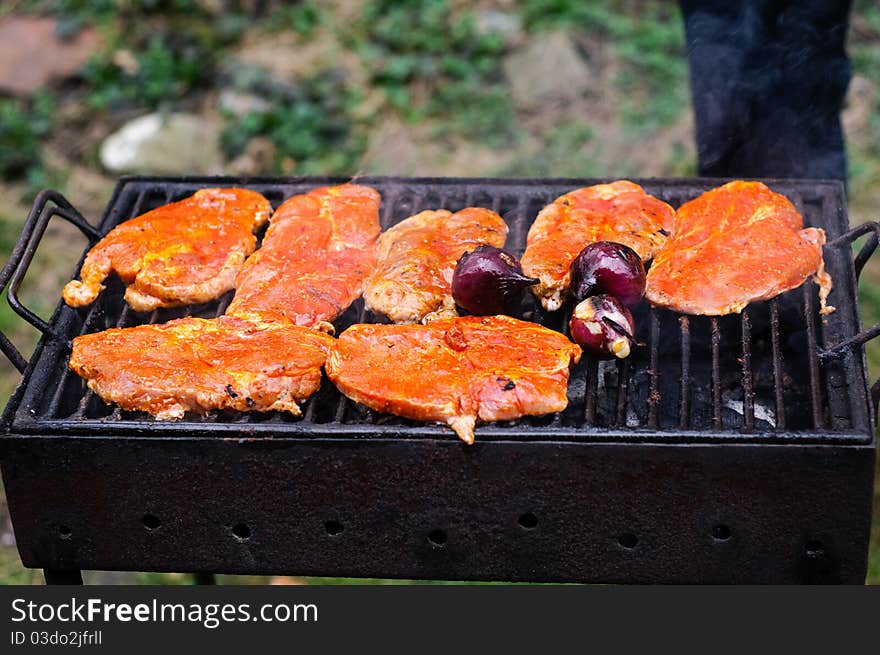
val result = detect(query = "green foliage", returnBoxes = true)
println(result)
[500,122,600,177]
[430,82,521,149]
[263,2,323,37]
[521,0,686,135]
[82,37,210,110]
[520,0,596,29]
[358,0,510,146]
[220,73,366,175]
[614,7,687,133]
[23,0,202,18]
[0,93,54,179]
[845,0,880,196]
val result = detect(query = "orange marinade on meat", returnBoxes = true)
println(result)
[521,181,675,311]
[69,315,333,419]
[363,208,508,323]
[62,188,272,312]
[326,315,582,444]
[646,180,833,316]
[226,184,381,332]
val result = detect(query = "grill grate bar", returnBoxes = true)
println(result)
[303,398,320,423]
[711,317,722,429]
[647,309,660,429]
[101,296,136,421]
[679,315,691,429]
[803,284,824,428]
[47,364,76,418]
[584,359,599,426]
[741,309,755,432]
[69,189,152,419]
[770,299,786,429]
[199,298,234,424]
[12,177,866,440]
[335,189,405,425]
[615,359,629,427]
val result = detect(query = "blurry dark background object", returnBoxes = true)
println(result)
[681,0,852,182]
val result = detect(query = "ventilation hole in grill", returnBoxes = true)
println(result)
[142,514,161,531]
[231,523,251,540]
[518,513,538,530]
[57,524,72,539]
[427,529,447,548]
[618,533,638,549]
[324,520,344,536]
[805,540,825,558]
[712,524,731,541]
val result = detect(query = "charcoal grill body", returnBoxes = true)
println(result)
[0,177,876,584]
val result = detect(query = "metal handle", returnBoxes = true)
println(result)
[817,221,880,362]
[0,190,100,373]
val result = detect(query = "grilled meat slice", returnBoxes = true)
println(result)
[521,181,675,311]
[646,181,833,316]
[364,208,508,323]
[69,316,333,419]
[226,184,381,332]
[326,316,581,444]
[62,188,272,312]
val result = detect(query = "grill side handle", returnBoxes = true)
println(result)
[0,190,100,373]
[821,221,880,414]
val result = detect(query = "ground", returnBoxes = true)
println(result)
[0,0,878,585]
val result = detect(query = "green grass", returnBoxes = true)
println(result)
[521,0,687,135]
[0,93,53,182]
[499,122,601,177]
[81,37,212,111]
[354,0,512,145]
[220,71,367,175]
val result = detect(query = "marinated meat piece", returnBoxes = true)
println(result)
[646,181,833,316]
[226,184,381,332]
[326,316,581,444]
[364,208,508,323]
[521,181,675,311]
[62,188,272,312]
[69,316,333,419]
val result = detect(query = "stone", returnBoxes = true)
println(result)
[99,113,223,175]
[502,31,594,111]
[0,17,102,96]
[360,117,513,177]
[476,10,523,45]
[218,89,272,118]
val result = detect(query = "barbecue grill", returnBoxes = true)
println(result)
[0,176,876,584]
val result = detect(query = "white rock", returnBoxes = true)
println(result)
[218,89,272,118]
[99,113,223,175]
[476,10,523,42]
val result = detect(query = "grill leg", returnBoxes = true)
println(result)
[43,569,83,585]
[192,572,216,585]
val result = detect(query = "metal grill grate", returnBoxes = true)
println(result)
[3,176,873,443]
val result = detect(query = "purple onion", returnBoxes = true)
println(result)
[570,241,646,307]
[452,246,539,316]
[569,295,635,359]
